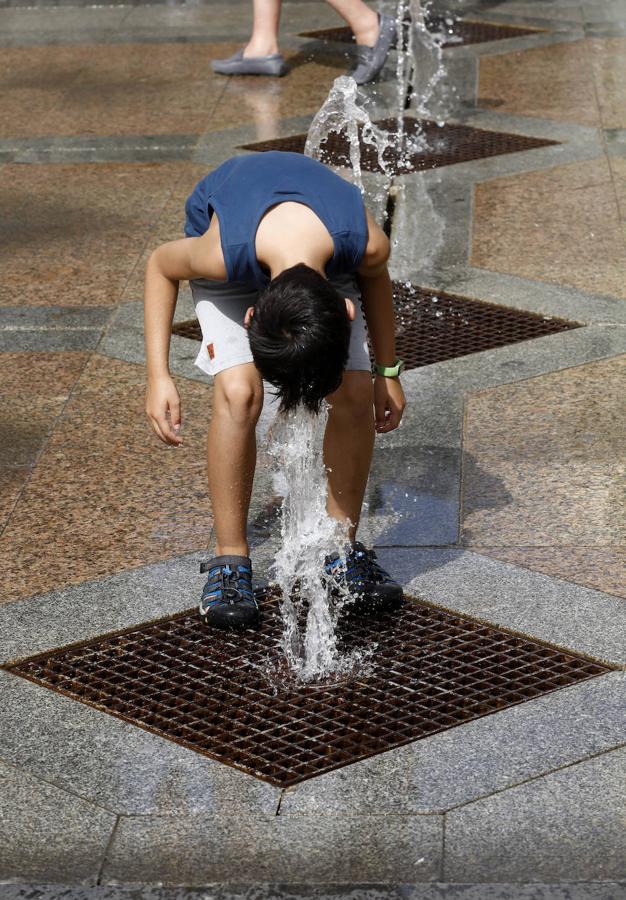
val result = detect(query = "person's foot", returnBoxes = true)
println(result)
[323,541,403,611]
[199,555,260,629]
[351,13,396,85]
[211,49,288,77]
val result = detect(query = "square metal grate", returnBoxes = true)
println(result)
[299,18,542,48]
[391,283,580,368]
[240,117,557,175]
[7,594,609,787]
[172,283,580,372]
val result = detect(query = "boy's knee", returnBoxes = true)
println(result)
[215,370,263,425]
[328,373,373,420]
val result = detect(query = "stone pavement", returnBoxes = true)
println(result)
[0,0,625,895]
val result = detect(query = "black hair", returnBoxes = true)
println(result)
[248,263,351,414]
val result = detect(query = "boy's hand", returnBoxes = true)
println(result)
[146,375,183,446]
[374,375,406,434]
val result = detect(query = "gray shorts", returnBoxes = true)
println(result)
[190,273,371,378]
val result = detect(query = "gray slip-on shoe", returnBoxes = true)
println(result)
[351,13,397,85]
[211,48,288,77]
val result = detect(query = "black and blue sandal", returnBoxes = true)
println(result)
[324,541,403,611]
[199,555,260,629]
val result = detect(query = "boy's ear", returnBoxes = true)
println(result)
[344,298,356,321]
[244,306,255,328]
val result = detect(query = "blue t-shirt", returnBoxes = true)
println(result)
[184,152,368,288]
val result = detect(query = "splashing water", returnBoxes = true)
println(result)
[408,1,450,122]
[394,0,458,164]
[305,75,392,189]
[269,406,368,682]
[266,0,457,681]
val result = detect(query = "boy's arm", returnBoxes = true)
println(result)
[357,209,406,434]
[144,234,221,446]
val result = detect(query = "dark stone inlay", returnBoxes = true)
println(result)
[6,593,610,788]
[172,283,581,372]
[299,18,544,49]
[239,117,558,176]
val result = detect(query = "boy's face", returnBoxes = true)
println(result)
[244,298,356,329]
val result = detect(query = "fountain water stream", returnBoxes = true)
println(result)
[268,407,360,682]
[267,0,455,682]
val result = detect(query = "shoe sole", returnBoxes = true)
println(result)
[200,608,261,629]
[211,63,288,77]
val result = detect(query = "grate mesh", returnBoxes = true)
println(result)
[391,283,579,368]
[299,18,542,48]
[8,593,609,787]
[240,117,557,175]
[172,283,580,371]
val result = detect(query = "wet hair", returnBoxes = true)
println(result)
[248,263,351,414]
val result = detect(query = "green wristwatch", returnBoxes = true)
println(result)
[375,358,404,378]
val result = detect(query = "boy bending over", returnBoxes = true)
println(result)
[144,151,406,629]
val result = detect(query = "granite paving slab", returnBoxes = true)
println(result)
[0,161,187,308]
[477,39,601,127]
[0,328,104,352]
[0,669,281,815]
[0,552,206,663]
[0,758,116,884]
[101,813,443,885]
[0,882,626,900]
[279,672,626,815]
[444,747,626,882]
[1,883,625,900]
[375,548,626,666]
[398,325,626,396]
[462,355,626,597]
[0,355,214,605]
[421,267,626,325]
[471,157,626,299]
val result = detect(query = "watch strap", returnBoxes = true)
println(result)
[375,358,404,377]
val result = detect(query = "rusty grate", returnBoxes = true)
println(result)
[171,318,203,341]
[299,18,542,48]
[7,594,609,787]
[172,284,580,372]
[391,284,580,369]
[240,117,557,175]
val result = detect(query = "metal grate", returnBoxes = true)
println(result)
[299,18,542,48]
[240,117,557,175]
[171,318,204,341]
[8,593,609,787]
[391,284,580,369]
[172,284,580,372]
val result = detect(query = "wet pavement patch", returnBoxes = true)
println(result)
[299,19,544,49]
[240,118,558,175]
[172,284,580,372]
[6,594,610,787]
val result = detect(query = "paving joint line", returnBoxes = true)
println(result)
[440,738,626,816]
[96,815,121,886]
[0,748,121,818]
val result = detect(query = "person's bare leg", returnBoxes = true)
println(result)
[324,0,380,45]
[324,371,375,542]
[207,364,264,556]
[244,0,282,57]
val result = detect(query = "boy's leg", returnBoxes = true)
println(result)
[245,0,282,56]
[322,278,403,608]
[208,363,264,557]
[324,370,375,540]
[324,0,379,46]
[325,0,396,84]
[211,0,287,76]
[191,277,263,628]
